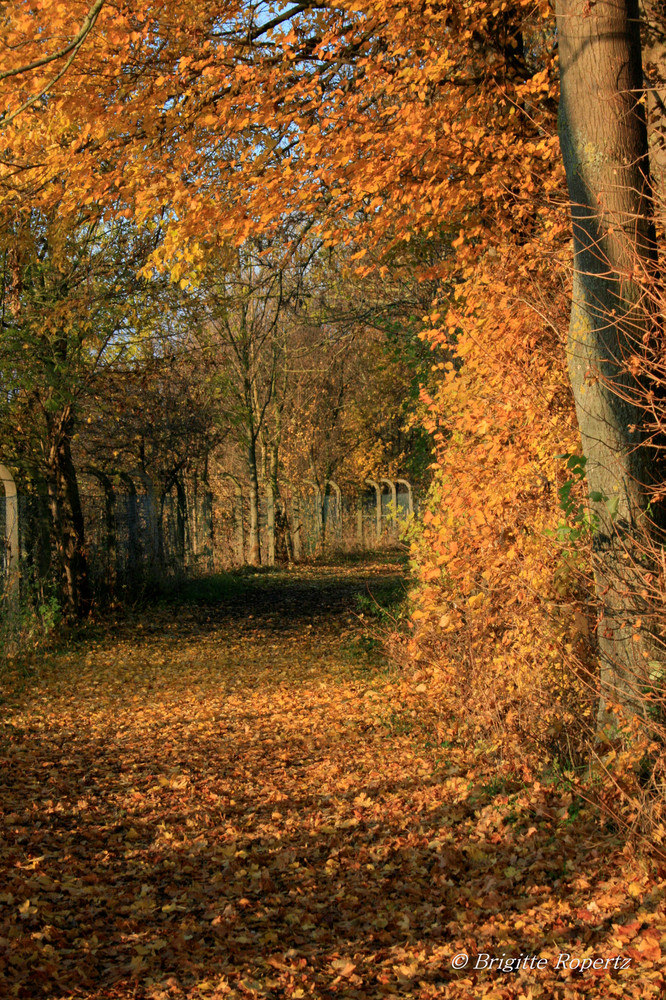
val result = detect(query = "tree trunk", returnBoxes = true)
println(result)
[46,422,91,618]
[289,492,302,561]
[556,0,665,721]
[247,437,261,566]
[266,442,280,566]
[175,477,187,566]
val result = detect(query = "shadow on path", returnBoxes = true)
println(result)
[1,559,661,1000]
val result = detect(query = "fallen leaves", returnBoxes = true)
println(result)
[0,562,665,998]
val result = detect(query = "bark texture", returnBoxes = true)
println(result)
[556,0,664,719]
[247,437,261,566]
[46,417,91,618]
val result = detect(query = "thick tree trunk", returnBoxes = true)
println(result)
[556,0,665,721]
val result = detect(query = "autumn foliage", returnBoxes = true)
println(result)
[0,0,662,784]
[406,242,587,758]
[0,0,663,785]
[3,1,666,995]
[3,566,666,1000]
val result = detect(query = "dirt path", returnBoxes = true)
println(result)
[1,560,664,999]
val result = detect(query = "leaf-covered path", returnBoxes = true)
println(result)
[1,561,665,1000]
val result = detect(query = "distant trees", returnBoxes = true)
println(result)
[187,240,428,564]
[191,247,290,565]
[0,209,427,608]
[2,0,664,735]
[0,212,158,614]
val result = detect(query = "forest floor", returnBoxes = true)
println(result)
[1,557,665,1000]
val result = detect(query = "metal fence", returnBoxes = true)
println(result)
[0,465,416,621]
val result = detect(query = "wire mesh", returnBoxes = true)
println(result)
[0,476,415,627]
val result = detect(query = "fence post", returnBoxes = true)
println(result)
[324,480,342,547]
[134,471,159,578]
[381,478,398,539]
[116,472,140,585]
[365,479,382,542]
[288,488,302,561]
[304,480,323,553]
[0,464,20,615]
